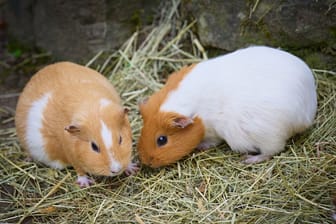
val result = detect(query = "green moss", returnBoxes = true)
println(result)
[305,53,326,68]
[0,38,52,91]
[130,9,142,28]
[329,27,336,41]
[7,39,32,58]
[129,9,155,32]
[288,48,336,70]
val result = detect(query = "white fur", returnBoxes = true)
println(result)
[26,93,64,168]
[110,157,122,174]
[100,120,121,174]
[101,120,113,149]
[100,98,111,108]
[76,175,94,188]
[160,46,317,156]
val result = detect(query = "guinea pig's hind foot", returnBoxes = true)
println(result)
[243,154,272,164]
[76,175,94,188]
[24,156,33,162]
[125,162,140,176]
[196,141,218,151]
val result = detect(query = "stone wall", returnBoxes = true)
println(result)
[2,0,336,67]
[3,0,160,62]
[182,0,336,51]
[181,0,336,69]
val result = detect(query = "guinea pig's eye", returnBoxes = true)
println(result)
[156,135,168,147]
[91,142,100,153]
[119,135,122,145]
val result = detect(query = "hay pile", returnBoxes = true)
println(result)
[1,1,335,223]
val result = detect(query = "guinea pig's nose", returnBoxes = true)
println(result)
[110,162,122,174]
[111,169,121,174]
[147,157,154,167]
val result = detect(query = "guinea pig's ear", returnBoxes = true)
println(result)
[124,108,129,114]
[138,98,148,115]
[65,124,89,141]
[65,125,81,137]
[172,116,194,128]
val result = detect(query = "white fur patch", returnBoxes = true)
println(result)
[110,157,122,174]
[100,98,111,108]
[100,120,113,149]
[26,92,63,168]
[100,120,122,174]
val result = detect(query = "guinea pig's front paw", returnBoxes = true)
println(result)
[24,156,33,162]
[196,141,218,151]
[76,175,94,188]
[243,154,272,164]
[125,162,140,176]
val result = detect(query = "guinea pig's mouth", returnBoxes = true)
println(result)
[145,163,160,169]
[139,157,157,168]
[139,150,176,168]
[145,157,175,168]
[109,170,124,177]
[93,168,123,177]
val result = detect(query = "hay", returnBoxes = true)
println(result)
[1,1,335,223]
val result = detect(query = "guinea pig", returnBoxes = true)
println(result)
[15,62,139,187]
[137,46,317,168]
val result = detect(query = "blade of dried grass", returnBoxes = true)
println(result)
[17,173,71,224]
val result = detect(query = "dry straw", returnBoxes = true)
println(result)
[1,1,335,223]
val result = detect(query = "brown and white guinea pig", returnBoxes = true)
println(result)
[15,62,139,187]
[137,46,317,168]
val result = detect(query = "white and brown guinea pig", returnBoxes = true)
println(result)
[138,46,317,168]
[15,62,139,187]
